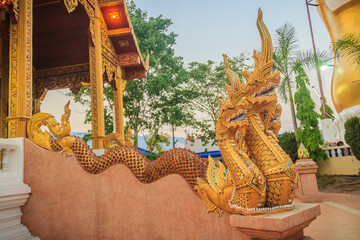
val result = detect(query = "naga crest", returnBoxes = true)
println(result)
[241,8,280,104]
[217,9,280,137]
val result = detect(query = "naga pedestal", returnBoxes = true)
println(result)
[230,204,321,240]
[295,158,322,203]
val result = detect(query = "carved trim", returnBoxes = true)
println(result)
[6,115,30,121]
[8,0,33,138]
[102,46,117,65]
[64,0,79,13]
[113,87,120,132]
[33,89,48,114]
[35,71,90,98]
[100,14,117,62]
[0,16,9,138]
[35,64,90,98]
[117,52,140,67]
[102,59,116,82]
[12,0,19,10]
[124,69,146,80]
[89,44,98,133]
[35,64,90,78]
[107,28,130,37]
[8,20,18,137]
[0,75,8,137]
[119,39,129,47]
[78,0,95,19]
[100,11,117,83]
[98,1,125,7]
[24,0,33,117]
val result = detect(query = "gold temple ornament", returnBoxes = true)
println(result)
[298,143,310,160]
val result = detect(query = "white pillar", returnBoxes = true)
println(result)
[0,138,38,239]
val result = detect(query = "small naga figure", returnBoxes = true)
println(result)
[28,9,296,216]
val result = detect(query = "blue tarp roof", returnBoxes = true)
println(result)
[197,150,222,158]
[137,148,154,155]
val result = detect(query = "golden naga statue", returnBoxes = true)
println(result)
[27,9,296,216]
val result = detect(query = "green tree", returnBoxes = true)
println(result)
[334,33,360,71]
[186,54,250,145]
[156,86,195,148]
[144,131,170,154]
[124,0,190,148]
[319,99,335,121]
[278,132,298,162]
[72,84,114,142]
[344,116,360,160]
[273,23,331,133]
[273,23,299,133]
[293,62,327,162]
[73,1,191,149]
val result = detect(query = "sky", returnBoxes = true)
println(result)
[42,0,335,137]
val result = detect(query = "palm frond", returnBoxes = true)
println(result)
[273,50,286,74]
[277,77,289,103]
[334,33,360,71]
[275,23,299,61]
[298,49,332,70]
[273,23,299,103]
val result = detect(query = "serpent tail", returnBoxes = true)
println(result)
[67,137,208,191]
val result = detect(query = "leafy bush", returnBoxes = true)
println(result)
[146,153,160,161]
[345,116,360,160]
[293,62,328,162]
[278,132,298,162]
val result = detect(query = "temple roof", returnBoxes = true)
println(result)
[33,0,147,83]
[99,0,148,80]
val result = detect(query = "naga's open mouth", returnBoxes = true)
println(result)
[253,86,276,98]
[227,111,247,123]
[270,116,280,122]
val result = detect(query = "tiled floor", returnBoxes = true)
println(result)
[302,193,360,240]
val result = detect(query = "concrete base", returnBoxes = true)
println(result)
[295,158,322,203]
[230,204,321,240]
[296,193,322,203]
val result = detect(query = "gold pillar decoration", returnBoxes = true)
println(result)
[0,11,10,138]
[7,0,33,138]
[113,66,126,140]
[89,5,105,149]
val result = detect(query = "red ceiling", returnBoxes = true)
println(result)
[100,2,147,80]
[110,34,137,54]
[33,2,89,70]
[100,5,129,30]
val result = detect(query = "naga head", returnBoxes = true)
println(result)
[216,93,249,140]
[216,55,249,140]
[216,9,281,138]
[241,9,280,106]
